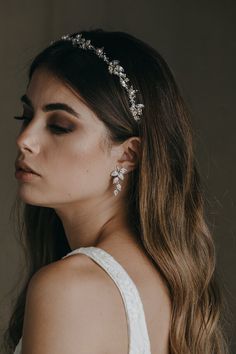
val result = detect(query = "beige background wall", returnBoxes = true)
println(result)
[0,0,235,352]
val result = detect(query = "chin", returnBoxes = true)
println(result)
[16,189,47,207]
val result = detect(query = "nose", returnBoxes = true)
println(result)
[16,124,40,155]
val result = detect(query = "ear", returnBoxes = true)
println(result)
[117,136,141,171]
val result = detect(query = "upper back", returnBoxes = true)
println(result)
[15,244,171,354]
[62,246,171,354]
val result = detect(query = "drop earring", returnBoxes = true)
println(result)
[110,165,128,196]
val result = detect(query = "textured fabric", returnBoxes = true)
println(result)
[13,246,152,354]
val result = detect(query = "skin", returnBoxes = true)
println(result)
[15,67,141,251]
[15,67,171,353]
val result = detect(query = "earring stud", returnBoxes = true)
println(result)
[110,165,128,196]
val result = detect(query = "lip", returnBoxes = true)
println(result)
[15,160,40,176]
[15,169,40,181]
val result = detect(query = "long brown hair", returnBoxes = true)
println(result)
[3,29,230,353]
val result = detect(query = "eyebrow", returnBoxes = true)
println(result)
[20,94,80,119]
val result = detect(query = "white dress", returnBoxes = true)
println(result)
[13,246,152,354]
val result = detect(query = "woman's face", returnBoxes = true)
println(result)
[15,67,120,207]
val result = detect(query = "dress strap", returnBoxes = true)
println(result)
[62,246,151,354]
[13,337,22,354]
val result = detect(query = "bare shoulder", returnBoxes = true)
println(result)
[22,254,112,354]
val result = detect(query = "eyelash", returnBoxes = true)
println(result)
[13,115,72,134]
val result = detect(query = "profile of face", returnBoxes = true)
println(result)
[15,68,128,208]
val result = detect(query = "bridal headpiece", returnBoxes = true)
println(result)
[50,33,144,123]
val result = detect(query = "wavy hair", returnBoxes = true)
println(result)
[3,28,230,353]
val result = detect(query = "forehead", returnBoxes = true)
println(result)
[26,68,83,108]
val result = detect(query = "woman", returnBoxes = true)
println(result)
[4,28,229,353]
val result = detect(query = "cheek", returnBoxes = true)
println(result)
[48,137,111,195]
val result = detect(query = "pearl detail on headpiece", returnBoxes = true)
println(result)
[50,33,144,123]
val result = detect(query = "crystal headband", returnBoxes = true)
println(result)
[50,33,144,123]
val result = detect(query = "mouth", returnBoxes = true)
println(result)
[15,160,41,176]
[15,168,41,181]
[18,167,39,174]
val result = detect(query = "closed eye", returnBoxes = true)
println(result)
[13,115,73,134]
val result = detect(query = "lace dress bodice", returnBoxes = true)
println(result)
[13,246,152,354]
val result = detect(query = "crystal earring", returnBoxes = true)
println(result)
[110,165,128,196]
